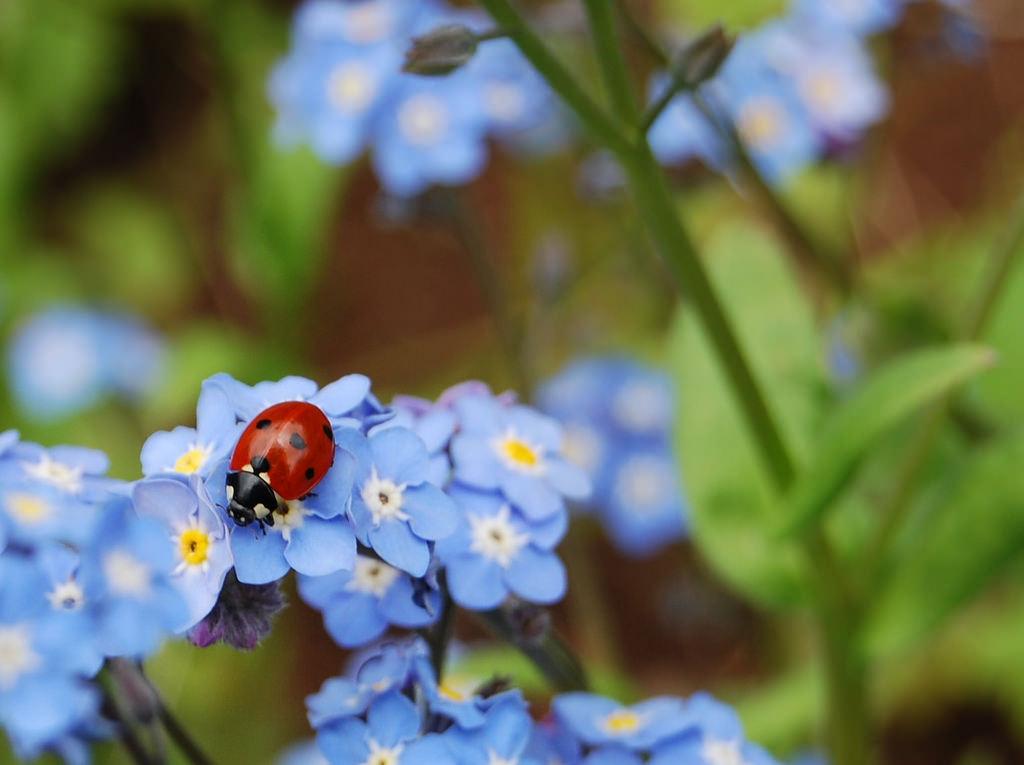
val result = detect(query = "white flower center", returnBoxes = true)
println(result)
[398,94,449,146]
[561,424,603,473]
[328,61,378,113]
[22,455,84,494]
[345,3,394,44]
[47,579,85,611]
[737,97,786,150]
[611,381,670,434]
[702,737,747,765]
[361,468,410,525]
[468,505,529,568]
[614,456,676,513]
[270,499,309,543]
[0,625,41,690]
[4,491,53,525]
[171,443,213,475]
[484,81,526,123]
[103,550,153,598]
[492,429,546,475]
[345,556,401,598]
[360,739,404,765]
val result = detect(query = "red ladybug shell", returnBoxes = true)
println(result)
[230,401,335,500]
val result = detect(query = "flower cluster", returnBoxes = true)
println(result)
[270,0,556,196]
[538,357,688,557]
[0,434,184,757]
[7,307,164,421]
[305,637,781,765]
[648,0,977,184]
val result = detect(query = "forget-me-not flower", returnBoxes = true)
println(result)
[553,692,694,752]
[649,692,781,765]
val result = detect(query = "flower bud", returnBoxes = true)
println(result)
[403,24,480,76]
[672,25,735,88]
[187,571,285,651]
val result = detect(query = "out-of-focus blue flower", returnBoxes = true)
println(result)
[649,693,781,765]
[372,69,489,197]
[349,427,459,577]
[278,739,329,765]
[603,451,687,557]
[293,0,420,48]
[78,500,187,657]
[298,553,439,647]
[793,0,903,36]
[34,544,102,678]
[467,38,554,138]
[316,691,454,765]
[537,357,687,557]
[0,555,100,756]
[228,435,359,585]
[648,81,727,170]
[553,692,693,752]
[0,430,17,458]
[443,693,536,764]
[132,475,234,631]
[0,442,114,500]
[6,308,164,421]
[451,393,590,521]
[437,487,567,610]
[140,380,239,487]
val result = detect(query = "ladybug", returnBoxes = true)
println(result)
[226,401,335,528]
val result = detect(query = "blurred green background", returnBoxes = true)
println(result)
[1,0,1024,763]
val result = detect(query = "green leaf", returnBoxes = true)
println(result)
[864,429,1024,656]
[670,222,826,608]
[782,344,995,535]
[657,0,786,29]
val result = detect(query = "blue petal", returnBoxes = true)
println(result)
[285,516,356,576]
[317,718,368,765]
[451,435,501,489]
[379,574,437,628]
[366,691,420,746]
[370,427,429,486]
[506,546,566,605]
[324,594,388,648]
[403,735,456,765]
[368,521,430,577]
[230,528,290,585]
[446,554,506,610]
[402,484,458,541]
[139,427,196,476]
[546,458,592,500]
[132,477,198,531]
[297,569,350,609]
[500,472,562,520]
[196,381,238,442]
[312,374,371,417]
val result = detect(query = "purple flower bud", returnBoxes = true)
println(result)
[187,570,285,650]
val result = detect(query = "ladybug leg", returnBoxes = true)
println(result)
[299,492,317,501]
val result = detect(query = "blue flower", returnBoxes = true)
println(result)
[307,641,419,727]
[298,553,439,647]
[316,691,454,765]
[205,372,385,432]
[437,487,567,610]
[375,396,457,486]
[552,692,694,751]
[132,475,234,630]
[278,739,328,765]
[601,450,687,557]
[228,434,359,584]
[647,81,727,170]
[33,544,103,678]
[451,394,590,521]
[466,38,554,138]
[349,427,459,577]
[0,442,114,500]
[140,379,239,486]
[792,0,903,36]
[77,499,188,657]
[0,555,100,757]
[292,0,421,49]
[0,479,97,550]
[371,67,489,197]
[649,693,781,765]
[409,650,497,730]
[443,693,536,764]
[6,308,164,421]
[0,429,17,458]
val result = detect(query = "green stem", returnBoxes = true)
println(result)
[476,608,589,692]
[581,0,637,122]
[866,188,1024,584]
[475,0,632,156]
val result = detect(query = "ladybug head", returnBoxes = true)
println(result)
[226,469,278,528]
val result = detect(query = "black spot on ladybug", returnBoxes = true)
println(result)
[256,419,272,429]
[323,425,333,440]
[251,455,271,473]
[305,467,316,480]
[290,432,307,450]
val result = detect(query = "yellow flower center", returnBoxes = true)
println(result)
[738,100,784,149]
[438,682,465,702]
[602,710,642,735]
[179,529,211,566]
[5,493,51,524]
[498,437,541,470]
[174,448,208,475]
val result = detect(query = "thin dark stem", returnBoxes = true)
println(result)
[866,188,1024,584]
[98,680,155,765]
[426,586,456,679]
[476,608,589,692]
[155,702,215,765]
[476,27,509,42]
[641,78,683,134]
